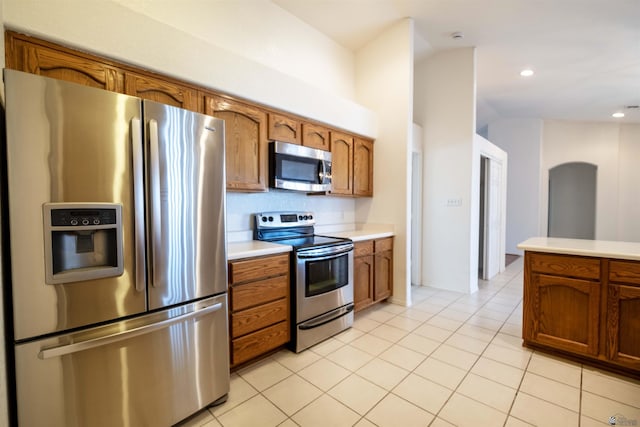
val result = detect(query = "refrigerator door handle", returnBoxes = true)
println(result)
[38,302,223,359]
[148,119,162,288]
[131,118,146,292]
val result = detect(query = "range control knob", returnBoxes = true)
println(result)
[93,219,101,225]
[298,215,303,220]
[309,215,313,220]
[268,216,274,222]
[70,219,79,226]
[261,216,268,222]
[82,219,90,226]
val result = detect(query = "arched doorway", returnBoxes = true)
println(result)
[548,162,597,239]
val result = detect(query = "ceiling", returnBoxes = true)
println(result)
[273,0,640,127]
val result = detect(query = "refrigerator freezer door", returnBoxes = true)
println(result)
[14,294,230,427]
[143,100,227,309]
[4,69,147,340]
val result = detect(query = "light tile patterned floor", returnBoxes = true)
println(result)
[177,258,640,427]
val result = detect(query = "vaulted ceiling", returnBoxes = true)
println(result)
[274,0,640,127]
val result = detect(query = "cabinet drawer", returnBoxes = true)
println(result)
[232,298,288,338]
[609,260,640,286]
[375,237,393,252]
[232,321,289,366]
[229,254,289,284]
[231,275,288,311]
[529,253,600,280]
[354,241,374,257]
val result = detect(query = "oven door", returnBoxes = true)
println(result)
[295,243,354,322]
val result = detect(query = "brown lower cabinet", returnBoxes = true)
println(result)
[228,253,290,367]
[354,237,393,312]
[523,252,640,377]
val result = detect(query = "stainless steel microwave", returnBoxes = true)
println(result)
[269,141,332,192]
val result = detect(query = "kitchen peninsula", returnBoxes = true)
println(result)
[518,237,640,378]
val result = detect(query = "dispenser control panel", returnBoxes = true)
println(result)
[43,202,124,284]
[51,209,117,227]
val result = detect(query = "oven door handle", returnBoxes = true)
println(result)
[297,243,354,259]
[299,303,354,330]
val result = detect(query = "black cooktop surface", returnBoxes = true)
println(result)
[270,235,351,250]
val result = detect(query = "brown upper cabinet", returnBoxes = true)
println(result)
[353,138,374,197]
[330,132,374,197]
[5,30,124,92]
[5,31,374,196]
[124,72,200,112]
[205,95,269,192]
[330,131,354,195]
[301,123,330,151]
[268,113,301,144]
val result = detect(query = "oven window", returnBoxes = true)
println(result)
[305,254,349,297]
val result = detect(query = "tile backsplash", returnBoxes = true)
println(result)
[226,190,356,242]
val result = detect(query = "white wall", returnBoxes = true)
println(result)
[415,47,478,293]
[113,0,356,100]
[489,119,640,246]
[541,121,620,240]
[618,124,640,241]
[488,119,542,254]
[354,19,414,306]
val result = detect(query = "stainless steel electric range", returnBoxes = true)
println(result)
[254,212,354,352]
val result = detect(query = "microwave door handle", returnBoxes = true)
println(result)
[149,119,162,288]
[319,160,326,183]
[130,118,146,292]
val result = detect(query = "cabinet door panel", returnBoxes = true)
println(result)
[230,253,289,284]
[231,321,289,366]
[125,72,200,111]
[354,255,374,312]
[7,35,124,92]
[232,299,289,338]
[206,96,268,191]
[330,132,354,195]
[354,241,374,258]
[607,284,640,367]
[529,253,600,280]
[609,260,640,287]
[302,123,330,151]
[353,138,374,197]
[231,275,288,311]
[530,273,600,355]
[268,113,301,144]
[374,250,393,302]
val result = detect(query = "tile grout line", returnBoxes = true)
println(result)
[421,272,523,426]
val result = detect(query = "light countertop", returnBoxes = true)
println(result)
[227,240,292,261]
[228,226,394,260]
[326,228,394,242]
[517,237,640,261]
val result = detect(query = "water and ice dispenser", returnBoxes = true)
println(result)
[43,203,124,284]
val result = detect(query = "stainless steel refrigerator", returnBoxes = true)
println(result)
[2,69,229,426]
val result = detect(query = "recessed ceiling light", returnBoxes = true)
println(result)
[612,112,625,118]
[520,69,534,77]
